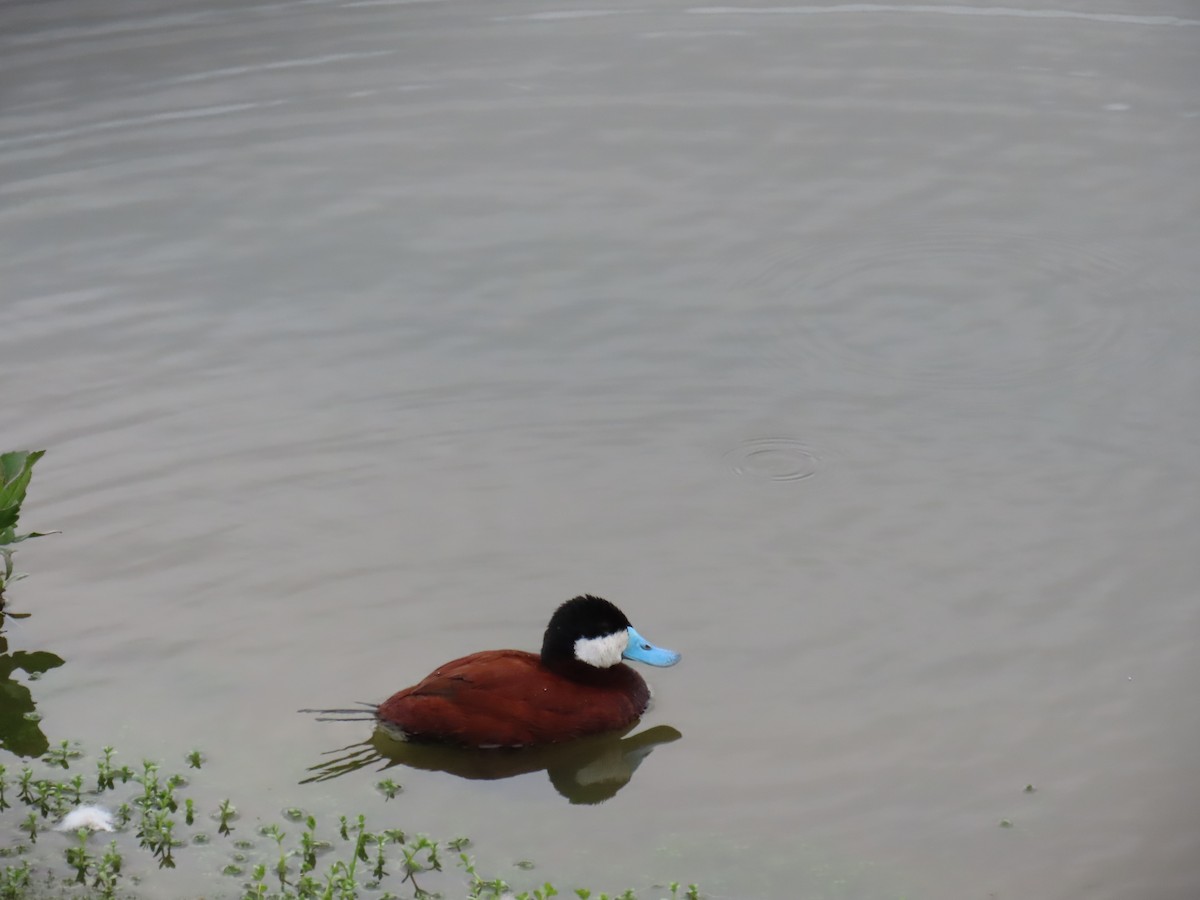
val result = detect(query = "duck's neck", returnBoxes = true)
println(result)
[542,655,627,684]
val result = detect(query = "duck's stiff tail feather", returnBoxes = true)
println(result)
[299,701,379,722]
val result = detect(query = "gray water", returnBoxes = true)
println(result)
[2,0,1198,897]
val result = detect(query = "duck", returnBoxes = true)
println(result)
[327,595,680,749]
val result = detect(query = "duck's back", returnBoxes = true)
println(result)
[376,649,651,748]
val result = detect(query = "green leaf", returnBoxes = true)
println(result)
[0,650,66,679]
[0,450,45,520]
[6,531,58,545]
[0,450,44,485]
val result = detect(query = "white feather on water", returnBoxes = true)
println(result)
[56,804,116,833]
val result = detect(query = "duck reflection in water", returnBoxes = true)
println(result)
[303,723,683,805]
[302,595,682,802]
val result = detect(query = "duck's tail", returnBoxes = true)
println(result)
[299,701,379,722]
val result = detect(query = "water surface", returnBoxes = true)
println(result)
[2,1,1198,897]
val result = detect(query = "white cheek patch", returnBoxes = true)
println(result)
[573,630,630,668]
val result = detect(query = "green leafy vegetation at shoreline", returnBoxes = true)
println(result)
[0,742,700,900]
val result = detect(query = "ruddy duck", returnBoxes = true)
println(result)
[367,595,680,748]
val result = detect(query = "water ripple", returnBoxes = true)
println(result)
[0,101,289,150]
[687,6,1200,27]
[726,437,820,483]
[742,230,1155,389]
[165,51,395,86]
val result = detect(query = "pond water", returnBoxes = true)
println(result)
[2,0,1198,897]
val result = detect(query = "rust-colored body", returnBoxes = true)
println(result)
[375,649,652,748]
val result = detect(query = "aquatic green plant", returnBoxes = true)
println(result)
[0,743,700,900]
[0,450,55,609]
[0,450,66,759]
[0,634,64,758]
